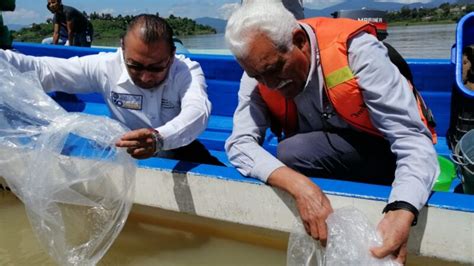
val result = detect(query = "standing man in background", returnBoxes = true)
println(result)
[46,0,93,47]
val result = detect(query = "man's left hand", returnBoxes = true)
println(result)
[115,128,158,159]
[370,209,414,265]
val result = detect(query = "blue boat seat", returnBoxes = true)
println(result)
[54,96,452,163]
[42,49,455,171]
[207,115,233,133]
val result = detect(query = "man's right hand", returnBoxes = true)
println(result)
[268,167,333,245]
[115,128,160,159]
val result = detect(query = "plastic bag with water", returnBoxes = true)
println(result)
[287,207,400,266]
[0,58,136,265]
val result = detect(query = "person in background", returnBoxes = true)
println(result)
[0,14,223,165]
[241,0,304,19]
[462,45,474,90]
[447,44,474,149]
[45,0,93,47]
[224,1,439,264]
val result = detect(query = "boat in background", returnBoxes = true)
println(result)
[331,9,389,40]
[1,12,474,265]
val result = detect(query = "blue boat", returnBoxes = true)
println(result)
[2,13,474,264]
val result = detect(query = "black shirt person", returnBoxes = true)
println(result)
[47,0,93,47]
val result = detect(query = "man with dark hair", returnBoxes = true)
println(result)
[0,14,223,165]
[46,0,93,47]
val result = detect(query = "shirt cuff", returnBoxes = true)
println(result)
[388,179,431,211]
[250,154,285,183]
[156,124,172,149]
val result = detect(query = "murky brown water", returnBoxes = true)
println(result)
[0,190,468,266]
[0,190,287,266]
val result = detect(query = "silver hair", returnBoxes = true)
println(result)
[225,0,300,59]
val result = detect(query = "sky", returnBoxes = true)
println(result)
[3,0,436,25]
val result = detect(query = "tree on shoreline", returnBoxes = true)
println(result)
[10,2,474,45]
[12,13,216,46]
[387,2,474,24]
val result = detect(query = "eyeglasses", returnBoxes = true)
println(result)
[123,51,172,74]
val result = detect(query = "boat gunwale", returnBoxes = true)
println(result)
[138,157,474,213]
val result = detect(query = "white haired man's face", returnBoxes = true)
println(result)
[237,31,311,99]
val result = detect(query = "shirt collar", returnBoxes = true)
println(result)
[298,21,318,90]
[116,48,132,86]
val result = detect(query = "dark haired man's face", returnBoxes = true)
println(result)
[47,0,61,13]
[122,29,174,89]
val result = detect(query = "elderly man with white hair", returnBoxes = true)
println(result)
[224,0,439,264]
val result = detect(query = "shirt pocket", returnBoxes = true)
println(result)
[160,98,181,123]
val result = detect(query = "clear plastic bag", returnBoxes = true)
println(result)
[287,207,400,266]
[287,225,325,266]
[0,58,136,265]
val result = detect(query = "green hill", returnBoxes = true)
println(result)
[12,13,216,47]
[386,2,474,25]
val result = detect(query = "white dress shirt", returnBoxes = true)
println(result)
[0,48,211,150]
[225,22,440,210]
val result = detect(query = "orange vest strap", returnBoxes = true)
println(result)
[259,85,298,137]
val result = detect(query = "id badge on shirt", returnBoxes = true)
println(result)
[111,91,143,110]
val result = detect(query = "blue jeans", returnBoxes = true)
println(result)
[41,36,68,45]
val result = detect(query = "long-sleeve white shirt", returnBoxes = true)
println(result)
[0,49,211,150]
[225,22,440,210]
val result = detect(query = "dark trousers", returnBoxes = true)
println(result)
[277,130,397,185]
[156,140,224,166]
[73,22,93,47]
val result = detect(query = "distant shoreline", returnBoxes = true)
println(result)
[388,20,455,27]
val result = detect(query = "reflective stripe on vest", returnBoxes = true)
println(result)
[258,17,437,143]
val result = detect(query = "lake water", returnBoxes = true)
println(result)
[0,190,467,265]
[179,23,457,59]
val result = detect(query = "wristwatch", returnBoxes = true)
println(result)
[150,129,164,156]
[382,201,419,226]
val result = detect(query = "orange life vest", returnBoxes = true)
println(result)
[258,17,437,143]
